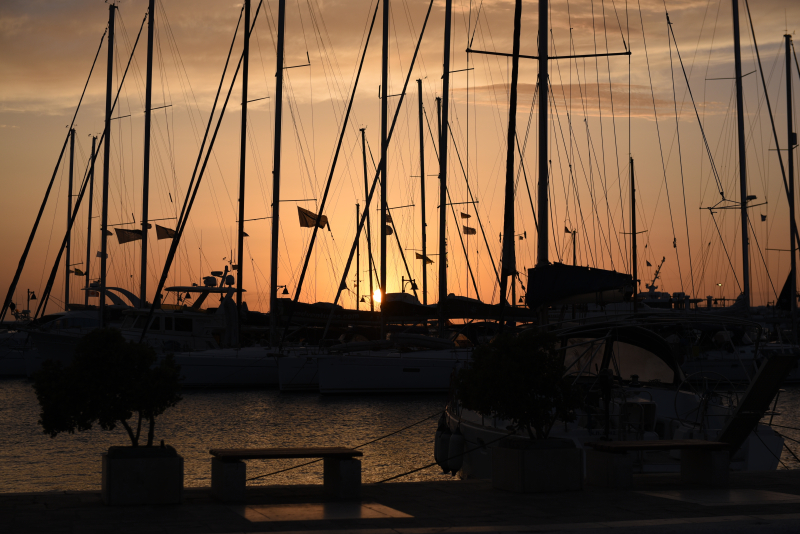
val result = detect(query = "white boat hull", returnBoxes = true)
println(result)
[174,347,279,387]
[318,350,471,394]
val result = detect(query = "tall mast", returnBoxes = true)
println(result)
[141,0,155,308]
[99,3,115,327]
[269,0,286,344]
[361,128,374,311]
[356,203,360,310]
[417,79,428,305]
[380,0,389,338]
[732,0,750,308]
[787,34,797,342]
[85,136,96,307]
[631,157,637,313]
[238,0,251,319]
[66,128,74,310]
[536,0,549,267]
[438,0,452,336]
[499,0,521,314]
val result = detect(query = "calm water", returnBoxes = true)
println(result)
[2,379,800,493]
[0,379,454,493]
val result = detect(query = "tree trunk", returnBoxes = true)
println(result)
[147,416,155,447]
[121,419,138,447]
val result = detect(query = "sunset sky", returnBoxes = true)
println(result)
[2,0,800,314]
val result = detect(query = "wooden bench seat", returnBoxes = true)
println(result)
[209,447,363,502]
[585,440,730,488]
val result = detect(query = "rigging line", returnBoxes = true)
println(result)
[175,6,244,234]
[282,0,378,325]
[666,16,696,298]
[320,0,442,342]
[140,2,262,340]
[599,0,627,266]
[747,215,779,300]
[36,10,149,317]
[365,138,421,302]
[547,78,596,267]
[743,0,800,253]
[665,16,725,197]
[0,28,107,322]
[447,122,499,286]
[637,1,682,285]
[708,209,743,293]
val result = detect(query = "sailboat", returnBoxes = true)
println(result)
[439,0,795,479]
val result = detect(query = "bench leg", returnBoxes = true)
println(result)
[681,450,729,486]
[323,458,361,500]
[211,458,247,502]
[585,449,633,489]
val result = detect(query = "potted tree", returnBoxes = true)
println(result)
[32,328,183,505]
[455,329,584,492]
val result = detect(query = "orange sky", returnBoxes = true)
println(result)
[2,0,800,314]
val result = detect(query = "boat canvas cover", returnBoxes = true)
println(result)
[526,263,632,308]
[297,206,330,230]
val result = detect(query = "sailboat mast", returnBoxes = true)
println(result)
[66,128,74,311]
[99,3,115,327]
[85,136,96,307]
[361,128,374,311]
[787,34,797,341]
[380,0,389,338]
[238,0,250,318]
[631,157,637,313]
[269,0,286,344]
[732,0,750,308]
[438,0,452,336]
[356,203,360,310]
[417,78,428,305]
[140,0,154,308]
[500,0,521,312]
[536,0,549,267]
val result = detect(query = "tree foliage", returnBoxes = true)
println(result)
[455,329,582,440]
[32,328,182,447]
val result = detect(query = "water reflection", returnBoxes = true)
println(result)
[0,379,455,492]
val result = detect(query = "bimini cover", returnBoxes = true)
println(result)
[526,263,633,308]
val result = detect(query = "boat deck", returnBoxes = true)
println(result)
[3,470,800,533]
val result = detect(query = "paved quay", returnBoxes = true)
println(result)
[3,471,800,534]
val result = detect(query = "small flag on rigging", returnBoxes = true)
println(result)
[646,261,652,267]
[73,268,85,277]
[761,214,767,222]
[415,252,434,264]
[564,226,571,234]
[114,228,143,244]
[297,206,330,230]
[383,225,394,235]
[156,225,176,240]
[461,212,471,219]
[463,226,477,235]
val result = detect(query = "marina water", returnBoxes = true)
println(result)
[2,380,799,493]
[0,379,454,493]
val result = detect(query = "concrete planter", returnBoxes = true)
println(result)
[102,445,184,505]
[491,439,583,493]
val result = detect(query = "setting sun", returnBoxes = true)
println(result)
[373,289,382,304]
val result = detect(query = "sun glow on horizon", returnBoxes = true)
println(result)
[373,289,381,304]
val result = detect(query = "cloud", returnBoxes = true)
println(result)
[455,82,727,119]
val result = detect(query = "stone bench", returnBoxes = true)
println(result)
[209,447,363,502]
[585,440,730,488]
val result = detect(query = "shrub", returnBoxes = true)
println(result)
[32,328,181,447]
[455,329,581,440]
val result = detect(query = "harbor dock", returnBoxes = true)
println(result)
[3,470,800,533]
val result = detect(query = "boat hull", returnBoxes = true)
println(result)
[318,350,471,394]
